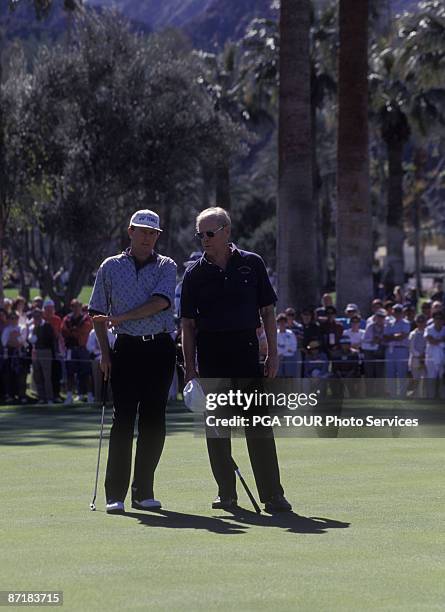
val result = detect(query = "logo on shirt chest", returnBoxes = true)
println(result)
[238,266,252,275]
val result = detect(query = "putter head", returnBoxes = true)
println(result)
[90,503,96,511]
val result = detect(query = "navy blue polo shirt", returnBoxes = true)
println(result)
[180,245,277,332]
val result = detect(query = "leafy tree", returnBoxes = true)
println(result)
[9,11,243,306]
[0,0,83,301]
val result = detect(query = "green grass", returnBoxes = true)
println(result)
[4,287,93,305]
[0,404,443,611]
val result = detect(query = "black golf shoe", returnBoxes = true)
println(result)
[264,494,292,514]
[132,498,162,511]
[211,496,238,510]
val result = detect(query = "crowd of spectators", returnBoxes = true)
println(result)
[0,295,110,405]
[1,278,444,404]
[273,279,445,399]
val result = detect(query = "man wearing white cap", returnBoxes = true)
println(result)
[89,209,177,514]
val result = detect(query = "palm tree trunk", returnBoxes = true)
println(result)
[277,0,317,311]
[385,139,405,285]
[336,0,373,314]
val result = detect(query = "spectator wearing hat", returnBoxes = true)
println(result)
[2,298,13,315]
[330,335,361,399]
[424,310,445,399]
[28,308,56,404]
[366,299,384,327]
[408,314,427,398]
[27,296,43,321]
[344,315,365,352]
[62,299,93,403]
[276,313,298,377]
[303,340,329,379]
[314,307,328,328]
[383,303,410,397]
[362,309,386,395]
[303,339,329,396]
[403,304,416,331]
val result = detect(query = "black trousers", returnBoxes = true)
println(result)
[105,333,176,503]
[197,329,284,503]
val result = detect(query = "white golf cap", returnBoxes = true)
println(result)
[345,303,359,312]
[183,378,206,413]
[129,209,162,232]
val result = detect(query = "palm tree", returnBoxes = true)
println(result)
[336,0,373,314]
[370,45,411,287]
[277,0,317,311]
[368,1,445,294]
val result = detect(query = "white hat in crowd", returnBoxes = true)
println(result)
[130,209,162,232]
[345,303,359,312]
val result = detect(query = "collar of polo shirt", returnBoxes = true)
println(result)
[203,242,239,265]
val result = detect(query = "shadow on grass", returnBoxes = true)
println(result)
[123,507,350,536]
[0,404,196,446]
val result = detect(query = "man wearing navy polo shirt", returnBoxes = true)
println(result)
[181,207,291,513]
[89,209,176,514]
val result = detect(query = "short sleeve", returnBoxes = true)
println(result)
[88,264,110,315]
[180,272,197,319]
[255,256,277,308]
[151,258,177,309]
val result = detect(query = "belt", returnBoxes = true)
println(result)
[117,332,171,342]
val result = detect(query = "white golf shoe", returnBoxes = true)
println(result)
[132,498,162,511]
[106,501,125,514]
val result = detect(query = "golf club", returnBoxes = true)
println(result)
[183,374,261,514]
[89,376,108,511]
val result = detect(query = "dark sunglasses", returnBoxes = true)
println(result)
[195,225,226,240]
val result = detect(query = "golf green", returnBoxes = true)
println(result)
[0,404,443,611]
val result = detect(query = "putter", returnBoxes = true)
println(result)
[229,454,261,514]
[89,377,108,511]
